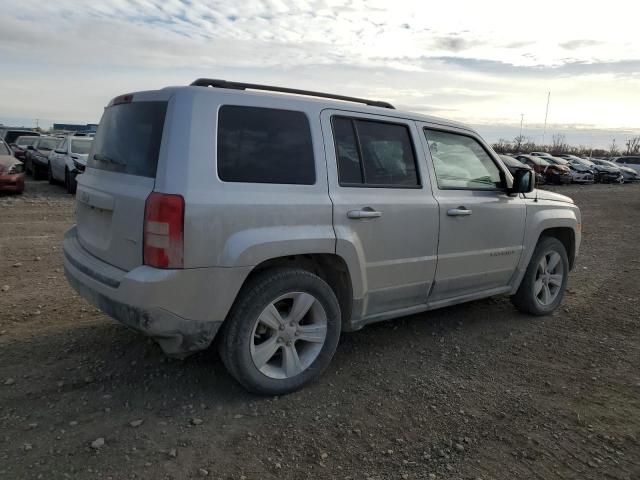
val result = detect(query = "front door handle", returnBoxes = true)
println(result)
[347,208,382,219]
[447,207,472,216]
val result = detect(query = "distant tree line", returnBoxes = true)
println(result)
[491,134,640,157]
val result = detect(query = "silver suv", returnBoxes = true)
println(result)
[64,79,581,394]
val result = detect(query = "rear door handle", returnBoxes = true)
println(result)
[347,208,382,219]
[447,207,472,216]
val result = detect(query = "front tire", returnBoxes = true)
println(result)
[511,237,569,316]
[47,162,54,184]
[220,268,341,395]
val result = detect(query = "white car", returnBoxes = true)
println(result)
[48,135,93,193]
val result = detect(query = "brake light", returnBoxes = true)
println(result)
[143,192,184,268]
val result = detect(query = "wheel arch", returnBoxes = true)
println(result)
[235,254,354,329]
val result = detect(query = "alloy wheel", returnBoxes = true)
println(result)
[250,292,327,379]
[534,251,564,306]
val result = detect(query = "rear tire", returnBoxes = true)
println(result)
[511,237,569,316]
[219,268,341,395]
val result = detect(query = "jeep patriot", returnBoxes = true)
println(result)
[63,79,581,394]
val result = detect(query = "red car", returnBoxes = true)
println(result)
[516,154,572,185]
[0,141,25,194]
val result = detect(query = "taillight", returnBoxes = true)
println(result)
[143,192,184,269]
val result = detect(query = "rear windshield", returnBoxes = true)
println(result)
[38,138,61,151]
[71,138,93,155]
[88,101,167,177]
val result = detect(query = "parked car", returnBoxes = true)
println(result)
[25,136,61,180]
[499,154,544,185]
[10,135,40,161]
[544,156,594,184]
[611,156,640,175]
[0,128,39,146]
[591,159,638,182]
[48,135,93,193]
[516,154,572,184]
[63,79,581,394]
[0,140,25,194]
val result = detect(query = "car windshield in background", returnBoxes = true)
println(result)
[88,101,167,177]
[38,138,60,151]
[17,136,38,147]
[71,139,93,155]
[500,155,525,168]
[0,142,11,155]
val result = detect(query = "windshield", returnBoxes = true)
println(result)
[16,136,38,147]
[38,138,61,151]
[598,160,618,168]
[0,142,10,156]
[71,138,93,155]
[500,155,524,168]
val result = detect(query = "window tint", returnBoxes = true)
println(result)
[71,139,93,155]
[332,117,419,187]
[217,106,315,185]
[332,117,363,184]
[424,129,502,190]
[88,101,167,177]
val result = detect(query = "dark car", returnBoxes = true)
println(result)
[515,154,571,185]
[575,158,622,184]
[591,159,631,183]
[499,155,544,185]
[11,135,40,161]
[25,136,61,180]
[0,128,39,145]
[0,141,25,194]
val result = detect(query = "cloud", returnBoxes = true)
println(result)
[559,39,603,50]
[433,35,480,52]
[0,0,639,132]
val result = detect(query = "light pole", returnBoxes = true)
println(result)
[542,92,550,146]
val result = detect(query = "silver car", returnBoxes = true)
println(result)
[64,79,581,394]
[48,135,93,193]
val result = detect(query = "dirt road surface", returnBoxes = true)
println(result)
[1,180,639,479]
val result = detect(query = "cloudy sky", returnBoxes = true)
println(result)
[1,0,639,147]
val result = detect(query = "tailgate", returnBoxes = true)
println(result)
[75,98,167,271]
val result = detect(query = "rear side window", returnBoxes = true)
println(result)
[217,106,315,185]
[88,101,167,177]
[332,116,419,187]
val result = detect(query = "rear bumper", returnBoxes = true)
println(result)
[63,226,251,356]
[0,173,25,192]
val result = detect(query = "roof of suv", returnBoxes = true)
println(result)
[120,79,476,135]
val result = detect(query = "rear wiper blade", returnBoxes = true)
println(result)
[93,153,125,166]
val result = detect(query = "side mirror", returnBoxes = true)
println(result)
[509,168,535,194]
[27,145,34,150]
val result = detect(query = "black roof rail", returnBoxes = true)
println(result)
[189,78,395,109]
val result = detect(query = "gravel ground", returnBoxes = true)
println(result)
[1,179,639,480]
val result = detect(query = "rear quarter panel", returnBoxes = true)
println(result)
[154,88,335,269]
